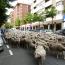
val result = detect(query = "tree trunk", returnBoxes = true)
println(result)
[39,21,40,31]
[52,17,54,31]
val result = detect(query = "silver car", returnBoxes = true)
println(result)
[0,30,4,51]
[0,37,4,51]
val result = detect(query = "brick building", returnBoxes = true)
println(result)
[10,3,31,25]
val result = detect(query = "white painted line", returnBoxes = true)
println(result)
[9,50,13,55]
[6,45,9,48]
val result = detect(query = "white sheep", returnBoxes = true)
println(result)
[34,45,46,65]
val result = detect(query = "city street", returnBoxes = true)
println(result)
[0,0,65,65]
[0,44,65,65]
[0,44,37,65]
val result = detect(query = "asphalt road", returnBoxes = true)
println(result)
[0,44,65,65]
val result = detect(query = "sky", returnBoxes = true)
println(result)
[6,0,33,15]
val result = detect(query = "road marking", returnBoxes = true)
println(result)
[6,45,9,48]
[9,50,13,55]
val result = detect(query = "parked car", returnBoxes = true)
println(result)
[40,29,53,34]
[0,36,4,51]
[28,29,53,34]
[44,29,53,34]
[55,29,65,36]
[0,30,4,51]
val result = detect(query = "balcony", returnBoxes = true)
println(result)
[32,0,44,8]
[45,0,50,2]
[45,0,52,8]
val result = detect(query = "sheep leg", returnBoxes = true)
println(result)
[19,42,20,48]
[41,56,45,65]
[27,44,29,49]
[41,57,43,65]
[16,43,18,48]
[57,55,58,59]
[63,51,65,59]
[57,52,59,59]
[26,43,29,49]
[38,56,43,65]
[64,56,65,59]
[38,57,41,65]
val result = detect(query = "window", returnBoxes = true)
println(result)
[57,11,62,14]
[45,0,49,2]
[56,1,62,6]
[34,0,36,3]
[28,6,31,12]
[34,6,36,9]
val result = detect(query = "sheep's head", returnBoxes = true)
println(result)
[34,52,41,58]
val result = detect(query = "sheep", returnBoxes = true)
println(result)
[4,29,65,60]
[34,45,46,65]
[48,43,65,59]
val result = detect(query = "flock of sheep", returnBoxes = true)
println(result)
[4,29,65,65]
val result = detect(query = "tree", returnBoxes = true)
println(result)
[0,0,16,26]
[15,18,21,26]
[21,17,28,31]
[24,13,34,23]
[46,6,57,23]
[45,6,57,30]
[35,13,44,30]
[4,22,13,29]
[21,13,44,30]
[63,8,65,14]
[21,13,34,30]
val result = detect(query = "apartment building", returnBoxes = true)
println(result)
[10,3,31,25]
[31,0,65,31]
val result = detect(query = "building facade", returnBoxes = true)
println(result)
[10,3,31,25]
[30,0,65,31]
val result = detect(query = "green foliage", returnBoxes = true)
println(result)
[15,18,21,26]
[21,13,44,25]
[63,8,65,14]
[45,6,57,31]
[33,14,38,21]
[37,14,44,21]
[0,0,15,26]
[24,13,34,23]
[45,6,57,18]
[21,13,34,25]
[21,18,27,25]
[4,22,13,29]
